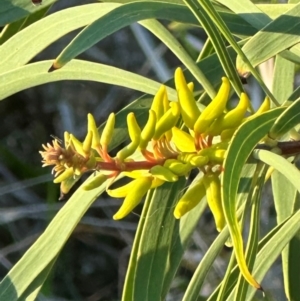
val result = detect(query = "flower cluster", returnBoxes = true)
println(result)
[40,67,270,228]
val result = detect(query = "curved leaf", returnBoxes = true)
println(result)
[222,107,285,289]
[237,3,300,73]
[0,0,57,26]
[0,60,177,101]
[253,149,300,193]
[269,97,300,139]
[0,176,107,300]
[52,1,198,69]
[0,3,121,71]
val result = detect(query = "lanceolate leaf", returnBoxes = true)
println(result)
[0,3,121,71]
[0,178,108,300]
[237,3,300,74]
[0,60,177,101]
[0,0,57,26]
[253,150,300,194]
[269,97,300,139]
[222,107,285,289]
[52,1,199,69]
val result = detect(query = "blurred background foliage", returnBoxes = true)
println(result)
[0,0,293,300]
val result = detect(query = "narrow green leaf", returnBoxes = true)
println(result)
[0,5,50,45]
[183,163,257,301]
[161,177,208,299]
[253,149,300,194]
[217,210,300,300]
[0,0,57,26]
[0,3,121,71]
[190,0,278,106]
[121,189,154,301]
[234,164,267,300]
[272,55,295,105]
[208,212,294,301]
[269,98,300,139]
[216,0,272,30]
[245,210,300,301]
[141,19,216,98]
[51,2,216,97]
[237,3,300,74]
[258,4,295,19]
[19,257,57,301]
[183,0,244,96]
[52,2,194,68]
[272,170,300,301]
[183,226,230,301]
[0,177,107,300]
[132,179,186,301]
[222,107,285,289]
[0,60,177,101]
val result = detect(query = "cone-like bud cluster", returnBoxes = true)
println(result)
[40,67,270,228]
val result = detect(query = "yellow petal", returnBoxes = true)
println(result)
[113,177,152,220]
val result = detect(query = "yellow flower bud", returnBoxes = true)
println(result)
[171,127,196,152]
[150,165,178,182]
[60,175,81,195]
[203,173,225,231]
[151,85,166,120]
[244,96,270,123]
[113,177,153,220]
[100,113,115,147]
[53,167,74,183]
[175,67,200,129]
[190,155,209,167]
[153,102,180,140]
[177,153,197,164]
[194,77,230,134]
[174,177,206,219]
[87,113,101,149]
[117,113,141,161]
[69,134,85,157]
[83,173,107,190]
[198,148,226,164]
[220,128,236,141]
[82,131,93,156]
[139,110,157,149]
[164,159,192,176]
[107,180,137,198]
[205,93,249,136]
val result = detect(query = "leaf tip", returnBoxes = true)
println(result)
[48,61,61,72]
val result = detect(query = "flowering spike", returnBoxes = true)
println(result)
[113,177,153,220]
[140,110,157,149]
[174,177,206,219]
[175,67,200,129]
[117,113,141,161]
[153,102,180,140]
[88,113,101,148]
[194,77,230,135]
[83,173,107,190]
